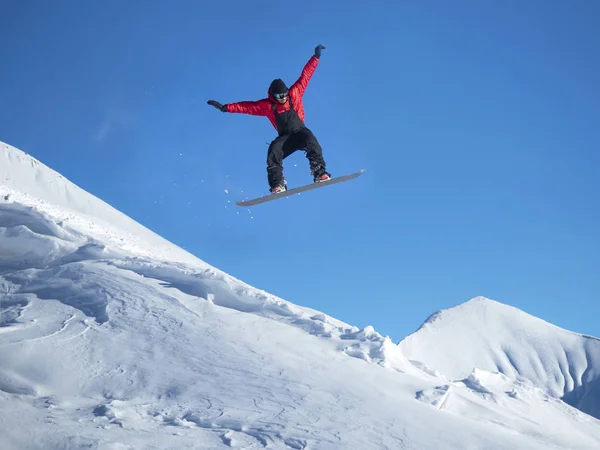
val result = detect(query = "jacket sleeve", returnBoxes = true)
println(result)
[290,56,319,97]
[225,99,271,116]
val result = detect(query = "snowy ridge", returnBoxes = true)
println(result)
[0,181,408,374]
[0,141,406,371]
[2,140,600,449]
[399,296,600,419]
[0,142,198,265]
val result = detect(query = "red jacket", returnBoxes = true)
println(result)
[225,56,319,130]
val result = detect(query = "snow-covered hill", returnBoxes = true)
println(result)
[399,297,600,420]
[1,140,600,449]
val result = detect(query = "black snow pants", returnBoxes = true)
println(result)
[266,127,326,188]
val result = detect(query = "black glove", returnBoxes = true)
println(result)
[207,100,227,112]
[314,44,325,59]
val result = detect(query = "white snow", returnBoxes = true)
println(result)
[1,140,600,449]
[399,296,600,419]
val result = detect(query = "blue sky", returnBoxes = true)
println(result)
[1,0,599,341]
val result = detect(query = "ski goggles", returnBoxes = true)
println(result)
[273,91,288,100]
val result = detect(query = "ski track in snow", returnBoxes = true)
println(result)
[2,141,600,449]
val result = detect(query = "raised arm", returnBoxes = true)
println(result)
[290,45,325,97]
[207,99,270,116]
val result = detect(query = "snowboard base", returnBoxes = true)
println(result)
[235,169,365,207]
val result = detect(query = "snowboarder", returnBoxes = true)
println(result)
[207,44,331,194]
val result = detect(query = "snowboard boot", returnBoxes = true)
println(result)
[313,170,331,183]
[270,180,287,194]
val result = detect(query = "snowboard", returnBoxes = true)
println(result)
[235,169,365,207]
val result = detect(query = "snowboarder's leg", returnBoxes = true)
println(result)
[266,134,296,191]
[295,128,329,181]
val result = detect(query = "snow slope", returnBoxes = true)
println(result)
[1,140,600,449]
[399,297,600,420]
[0,142,198,265]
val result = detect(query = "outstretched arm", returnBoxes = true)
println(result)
[225,99,270,116]
[291,45,325,97]
[207,99,270,116]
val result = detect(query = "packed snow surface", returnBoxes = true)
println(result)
[1,140,600,449]
[399,297,600,420]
